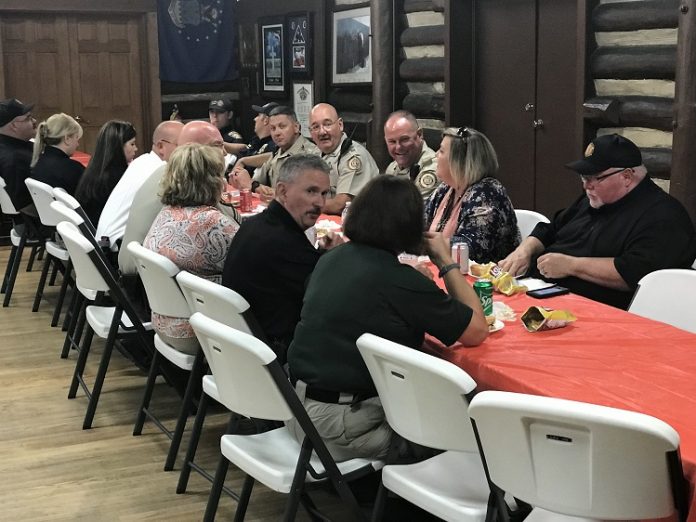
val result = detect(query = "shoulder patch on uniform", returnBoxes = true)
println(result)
[228,131,243,140]
[347,155,362,172]
[420,172,437,188]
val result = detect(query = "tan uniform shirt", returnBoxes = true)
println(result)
[253,135,319,188]
[321,134,380,198]
[385,143,438,198]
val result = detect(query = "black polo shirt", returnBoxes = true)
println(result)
[219,124,244,144]
[0,134,33,210]
[530,176,696,309]
[31,146,84,196]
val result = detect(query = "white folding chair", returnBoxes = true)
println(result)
[174,270,266,498]
[356,333,493,522]
[53,187,97,235]
[0,175,42,307]
[469,390,688,522]
[126,241,206,472]
[628,269,696,334]
[58,221,153,429]
[514,209,550,240]
[189,313,382,522]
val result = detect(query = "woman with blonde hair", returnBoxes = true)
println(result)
[424,126,520,263]
[30,113,84,195]
[143,143,239,353]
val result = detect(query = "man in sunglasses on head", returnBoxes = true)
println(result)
[499,133,696,309]
[0,99,37,216]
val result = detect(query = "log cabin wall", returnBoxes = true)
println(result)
[586,0,678,192]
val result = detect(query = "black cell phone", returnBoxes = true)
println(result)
[526,285,569,299]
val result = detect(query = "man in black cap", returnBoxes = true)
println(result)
[0,98,37,215]
[208,98,244,150]
[499,133,696,309]
[226,102,279,183]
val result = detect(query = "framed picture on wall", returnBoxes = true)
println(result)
[287,12,312,76]
[293,81,314,137]
[238,23,259,69]
[332,7,371,85]
[261,21,285,93]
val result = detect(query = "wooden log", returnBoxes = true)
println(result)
[641,147,671,178]
[400,25,445,47]
[371,0,394,168]
[399,57,445,81]
[403,92,445,118]
[593,0,679,32]
[583,96,674,131]
[591,45,676,80]
[403,0,445,13]
[328,91,373,113]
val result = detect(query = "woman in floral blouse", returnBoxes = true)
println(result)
[424,127,520,263]
[144,143,239,354]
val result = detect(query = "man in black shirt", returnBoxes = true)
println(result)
[222,154,342,362]
[500,134,696,309]
[0,98,37,217]
[208,98,244,150]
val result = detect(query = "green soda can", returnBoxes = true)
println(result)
[473,279,494,316]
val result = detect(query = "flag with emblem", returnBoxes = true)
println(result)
[158,0,237,82]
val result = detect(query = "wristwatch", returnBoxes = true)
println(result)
[438,263,461,278]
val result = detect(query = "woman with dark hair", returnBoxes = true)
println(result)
[287,175,488,461]
[424,127,520,263]
[75,119,137,225]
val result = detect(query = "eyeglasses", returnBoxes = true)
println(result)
[17,114,35,122]
[579,167,630,185]
[309,120,339,133]
[160,139,177,146]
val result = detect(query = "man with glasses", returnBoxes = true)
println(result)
[384,110,438,198]
[499,133,696,309]
[0,98,37,215]
[309,103,379,215]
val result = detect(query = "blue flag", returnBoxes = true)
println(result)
[158,0,237,83]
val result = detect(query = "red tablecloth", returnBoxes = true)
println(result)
[425,284,696,521]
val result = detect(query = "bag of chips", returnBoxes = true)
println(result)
[521,306,577,332]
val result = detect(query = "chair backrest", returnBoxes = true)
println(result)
[126,241,191,319]
[57,221,111,294]
[628,269,696,334]
[469,390,684,520]
[514,209,550,240]
[175,270,254,335]
[25,178,63,227]
[356,333,479,452]
[0,176,19,216]
[51,200,85,229]
[53,187,96,234]
[189,312,293,421]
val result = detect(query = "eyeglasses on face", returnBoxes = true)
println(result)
[309,120,338,133]
[579,167,630,185]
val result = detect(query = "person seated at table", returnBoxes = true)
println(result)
[499,133,696,309]
[75,120,137,225]
[30,113,84,196]
[143,142,239,354]
[286,176,488,461]
[424,126,519,263]
[222,154,343,363]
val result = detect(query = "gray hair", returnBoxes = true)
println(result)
[442,127,499,187]
[277,154,330,185]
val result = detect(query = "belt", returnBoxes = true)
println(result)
[290,375,373,405]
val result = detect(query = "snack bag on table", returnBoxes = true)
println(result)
[470,262,527,296]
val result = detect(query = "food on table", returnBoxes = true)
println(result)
[521,306,577,332]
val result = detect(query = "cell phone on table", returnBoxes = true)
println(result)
[526,285,569,299]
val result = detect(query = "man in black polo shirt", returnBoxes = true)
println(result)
[500,134,696,309]
[0,98,37,218]
[221,154,342,362]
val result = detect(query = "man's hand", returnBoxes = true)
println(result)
[499,237,545,276]
[256,184,275,198]
[228,164,251,190]
[318,231,345,250]
[536,252,575,279]
[423,231,452,268]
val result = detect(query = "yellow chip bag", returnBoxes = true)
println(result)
[521,306,577,332]
[490,265,528,296]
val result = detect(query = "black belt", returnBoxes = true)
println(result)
[290,375,374,405]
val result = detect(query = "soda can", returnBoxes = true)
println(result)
[451,242,469,274]
[240,188,253,213]
[473,279,494,316]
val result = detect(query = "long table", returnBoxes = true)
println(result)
[424,287,696,521]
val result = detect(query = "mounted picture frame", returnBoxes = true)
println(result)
[261,21,285,93]
[238,23,259,69]
[292,81,314,137]
[332,7,372,85]
[287,12,312,77]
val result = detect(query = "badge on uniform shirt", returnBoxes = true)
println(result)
[347,155,362,172]
[228,130,243,140]
[584,143,594,157]
[419,172,437,189]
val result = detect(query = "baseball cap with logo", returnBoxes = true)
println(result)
[208,98,233,113]
[0,98,34,127]
[565,134,642,176]
[251,102,280,116]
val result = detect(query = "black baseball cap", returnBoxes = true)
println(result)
[251,102,280,116]
[565,134,642,176]
[209,98,233,113]
[0,98,34,127]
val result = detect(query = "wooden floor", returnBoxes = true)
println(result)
[0,245,359,521]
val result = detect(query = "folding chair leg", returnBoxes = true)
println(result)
[83,328,118,430]
[3,236,25,307]
[51,261,72,327]
[62,297,86,359]
[68,324,94,397]
[133,351,161,436]
[176,389,210,493]
[62,287,78,331]
[1,245,18,293]
[284,440,313,522]
[165,349,206,471]
[203,456,230,522]
[370,483,388,522]
[48,259,60,286]
[26,244,40,271]
[32,253,52,312]
[233,475,255,522]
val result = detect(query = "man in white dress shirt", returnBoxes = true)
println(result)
[96,120,183,247]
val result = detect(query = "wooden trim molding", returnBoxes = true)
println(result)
[0,0,156,13]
